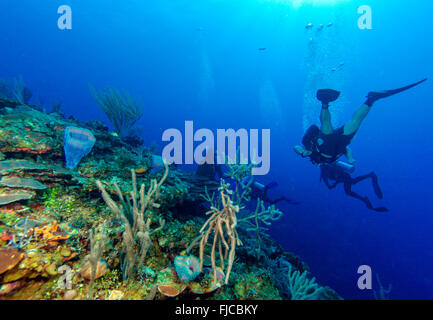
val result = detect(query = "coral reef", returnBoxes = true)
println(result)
[0,96,342,300]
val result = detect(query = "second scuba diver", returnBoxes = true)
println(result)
[294,78,427,165]
[320,161,388,212]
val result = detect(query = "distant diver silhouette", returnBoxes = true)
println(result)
[294,78,428,165]
[195,148,223,180]
[320,162,388,212]
[247,179,300,206]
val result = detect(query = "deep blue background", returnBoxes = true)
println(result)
[1,0,432,299]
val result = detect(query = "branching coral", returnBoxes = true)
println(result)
[287,264,324,300]
[238,199,283,258]
[224,159,283,258]
[189,181,242,285]
[0,76,31,104]
[86,228,108,299]
[0,79,13,99]
[96,160,168,281]
[190,151,284,285]
[12,76,27,104]
[373,273,392,300]
[89,85,144,137]
[224,155,254,207]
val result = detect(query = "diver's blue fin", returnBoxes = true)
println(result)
[316,89,341,104]
[366,78,427,105]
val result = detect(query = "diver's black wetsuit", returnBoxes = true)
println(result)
[320,163,388,212]
[305,125,356,165]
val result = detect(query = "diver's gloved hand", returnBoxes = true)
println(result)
[294,145,312,158]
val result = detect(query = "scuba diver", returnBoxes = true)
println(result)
[294,78,428,165]
[195,148,223,180]
[246,179,300,206]
[320,161,388,212]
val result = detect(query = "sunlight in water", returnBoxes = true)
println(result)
[262,0,351,8]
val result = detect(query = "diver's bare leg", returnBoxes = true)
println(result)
[343,104,371,135]
[346,147,356,164]
[343,182,374,210]
[320,103,334,134]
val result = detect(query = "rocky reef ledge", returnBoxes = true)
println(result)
[0,100,342,300]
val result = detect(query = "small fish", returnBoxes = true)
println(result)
[258,47,267,51]
[332,62,345,72]
[135,166,147,174]
[305,23,313,30]
[327,22,334,27]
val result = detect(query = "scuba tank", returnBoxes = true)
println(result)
[241,177,265,190]
[253,181,266,191]
[334,160,355,173]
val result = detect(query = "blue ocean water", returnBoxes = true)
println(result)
[1,0,432,299]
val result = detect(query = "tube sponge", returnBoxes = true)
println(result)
[64,126,96,169]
